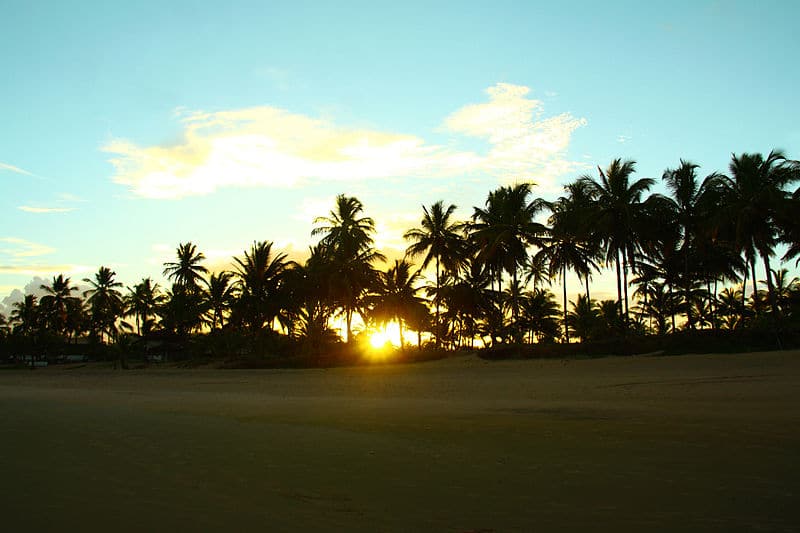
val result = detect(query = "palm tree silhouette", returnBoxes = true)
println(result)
[205,272,235,331]
[368,259,425,350]
[39,274,80,336]
[312,195,384,343]
[578,159,654,325]
[404,201,466,347]
[163,242,209,291]
[537,197,599,343]
[720,151,800,318]
[231,241,289,332]
[11,294,39,337]
[125,278,163,336]
[83,266,124,344]
[469,183,547,332]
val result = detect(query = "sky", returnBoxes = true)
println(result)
[1,0,799,313]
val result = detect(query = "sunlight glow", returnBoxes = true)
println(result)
[369,322,403,349]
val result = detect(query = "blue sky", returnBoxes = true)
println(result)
[1,0,798,310]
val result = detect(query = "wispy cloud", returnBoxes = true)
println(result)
[104,84,587,199]
[18,205,76,214]
[444,83,587,191]
[617,134,632,144]
[0,264,92,276]
[0,237,55,258]
[0,161,34,176]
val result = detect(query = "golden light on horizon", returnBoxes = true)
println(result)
[369,321,403,350]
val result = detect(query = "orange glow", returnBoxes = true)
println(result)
[369,322,402,349]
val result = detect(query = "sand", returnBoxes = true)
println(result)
[1,351,799,532]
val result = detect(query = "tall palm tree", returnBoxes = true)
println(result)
[312,195,384,342]
[578,159,655,324]
[163,242,208,291]
[205,272,235,331]
[368,259,425,350]
[11,294,39,337]
[125,278,163,336]
[536,197,599,343]
[469,183,547,327]
[720,151,800,318]
[659,160,725,319]
[404,201,466,347]
[230,241,290,333]
[83,266,124,343]
[39,274,80,336]
[312,195,378,260]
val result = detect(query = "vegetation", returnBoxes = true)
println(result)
[1,151,799,367]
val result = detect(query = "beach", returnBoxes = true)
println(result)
[1,351,798,532]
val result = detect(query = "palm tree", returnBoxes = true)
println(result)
[368,260,426,350]
[11,294,39,337]
[719,151,800,318]
[163,242,209,291]
[205,272,235,331]
[230,241,290,333]
[469,183,548,329]
[578,159,655,325]
[404,201,466,347]
[567,295,598,342]
[39,274,80,336]
[125,278,163,336]
[762,268,799,317]
[519,288,561,343]
[83,266,124,343]
[633,282,677,336]
[312,195,384,343]
[717,287,744,330]
[535,198,599,343]
[658,160,725,318]
[312,195,378,260]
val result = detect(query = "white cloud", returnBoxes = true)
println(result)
[18,205,76,214]
[104,84,586,199]
[0,161,34,176]
[0,237,55,258]
[617,135,632,144]
[444,83,587,191]
[0,264,92,276]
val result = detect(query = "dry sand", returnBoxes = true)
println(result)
[1,351,799,532]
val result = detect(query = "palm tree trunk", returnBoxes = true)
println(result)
[585,274,590,302]
[615,251,623,324]
[669,283,676,332]
[750,258,758,314]
[346,308,353,343]
[435,256,441,348]
[741,265,748,323]
[762,254,779,318]
[562,264,569,344]
[398,319,405,351]
[622,250,630,323]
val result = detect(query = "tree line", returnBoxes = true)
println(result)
[2,150,800,365]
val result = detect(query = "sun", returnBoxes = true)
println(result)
[369,322,402,349]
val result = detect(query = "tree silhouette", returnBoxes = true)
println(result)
[230,241,289,333]
[163,242,209,292]
[312,195,384,342]
[720,151,800,319]
[578,159,654,325]
[39,274,80,336]
[83,266,124,345]
[368,259,425,350]
[404,201,465,347]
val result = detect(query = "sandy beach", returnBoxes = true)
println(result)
[1,351,799,532]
